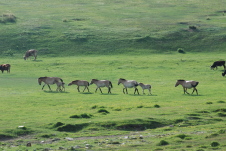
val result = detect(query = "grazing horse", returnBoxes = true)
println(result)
[24,49,37,60]
[54,80,65,91]
[210,61,225,70]
[68,80,90,92]
[175,79,199,95]
[138,82,151,95]
[38,77,63,91]
[118,78,139,94]
[0,64,10,73]
[90,79,113,93]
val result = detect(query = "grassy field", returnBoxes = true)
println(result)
[1,0,226,150]
[1,53,226,150]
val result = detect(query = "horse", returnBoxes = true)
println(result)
[54,80,65,91]
[38,77,63,91]
[24,49,37,60]
[118,78,139,94]
[89,79,113,93]
[0,64,10,73]
[175,79,199,95]
[138,82,151,95]
[68,80,89,92]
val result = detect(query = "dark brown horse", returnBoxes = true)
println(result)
[0,64,10,73]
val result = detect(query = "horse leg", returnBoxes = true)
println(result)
[99,88,102,93]
[48,84,51,90]
[149,89,152,95]
[77,86,80,92]
[126,88,128,94]
[137,88,139,95]
[83,86,86,92]
[87,87,89,92]
[42,84,46,90]
[123,88,125,94]
[108,87,111,93]
[143,89,145,95]
[95,88,98,93]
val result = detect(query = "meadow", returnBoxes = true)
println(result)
[1,53,226,150]
[1,0,226,150]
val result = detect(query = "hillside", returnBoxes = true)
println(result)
[1,0,226,57]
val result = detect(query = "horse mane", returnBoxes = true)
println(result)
[38,76,47,79]
[92,79,99,81]
[119,78,126,81]
[177,79,185,81]
[72,80,79,82]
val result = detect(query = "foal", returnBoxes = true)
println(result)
[118,78,139,94]
[68,80,89,92]
[54,80,65,91]
[90,79,113,93]
[175,79,199,95]
[138,82,151,95]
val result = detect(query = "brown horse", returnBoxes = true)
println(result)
[24,49,37,60]
[138,82,151,95]
[118,78,139,94]
[68,80,89,92]
[38,77,63,91]
[0,64,10,73]
[175,79,199,95]
[90,79,113,93]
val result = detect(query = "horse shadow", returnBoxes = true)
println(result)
[81,92,93,94]
[100,93,118,95]
[33,60,43,62]
[43,90,69,93]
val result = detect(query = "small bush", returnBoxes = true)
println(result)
[205,133,218,138]
[206,101,213,104]
[217,101,225,103]
[98,109,109,113]
[175,134,187,139]
[210,141,220,147]
[218,129,225,134]
[53,122,64,128]
[154,104,160,108]
[3,49,13,56]
[177,48,185,54]
[189,25,197,29]
[113,108,122,111]
[137,105,143,108]
[91,105,98,109]
[70,113,93,118]
[156,140,169,146]
[217,112,226,117]
[0,13,16,23]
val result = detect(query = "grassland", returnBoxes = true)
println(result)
[1,53,226,150]
[1,0,226,150]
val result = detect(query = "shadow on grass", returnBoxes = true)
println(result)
[33,60,43,62]
[43,90,70,93]
[81,92,93,94]
[101,93,118,95]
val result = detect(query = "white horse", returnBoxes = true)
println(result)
[90,79,113,93]
[138,82,151,95]
[118,78,139,94]
[175,79,199,95]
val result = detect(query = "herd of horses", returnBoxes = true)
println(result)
[1,50,226,95]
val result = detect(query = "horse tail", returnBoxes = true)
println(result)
[192,82,199,87]
[109,81,113,88]
[87,82,90,86]
[60,78,63,82]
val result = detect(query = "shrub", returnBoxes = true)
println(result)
[98,109,109,113]
[217,112,226,117]
[189,25,197,29]
[137,105,143,108]
[217,101,225,103]
[91,105,98,109]
[3,49,13,56]
[154,104,160,108]
[53,122,64,128]
[156,140,169,146]
[177,48,185,54]
[218,129,225,134]
[175,134,187,139]
[0,13,16,23]
[70,113,93,118]
[206,101,213,104]
[210,141,220,147]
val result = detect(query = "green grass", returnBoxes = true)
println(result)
[1,0,226,56]
[0,53,226,150]
[1,0,226,150]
